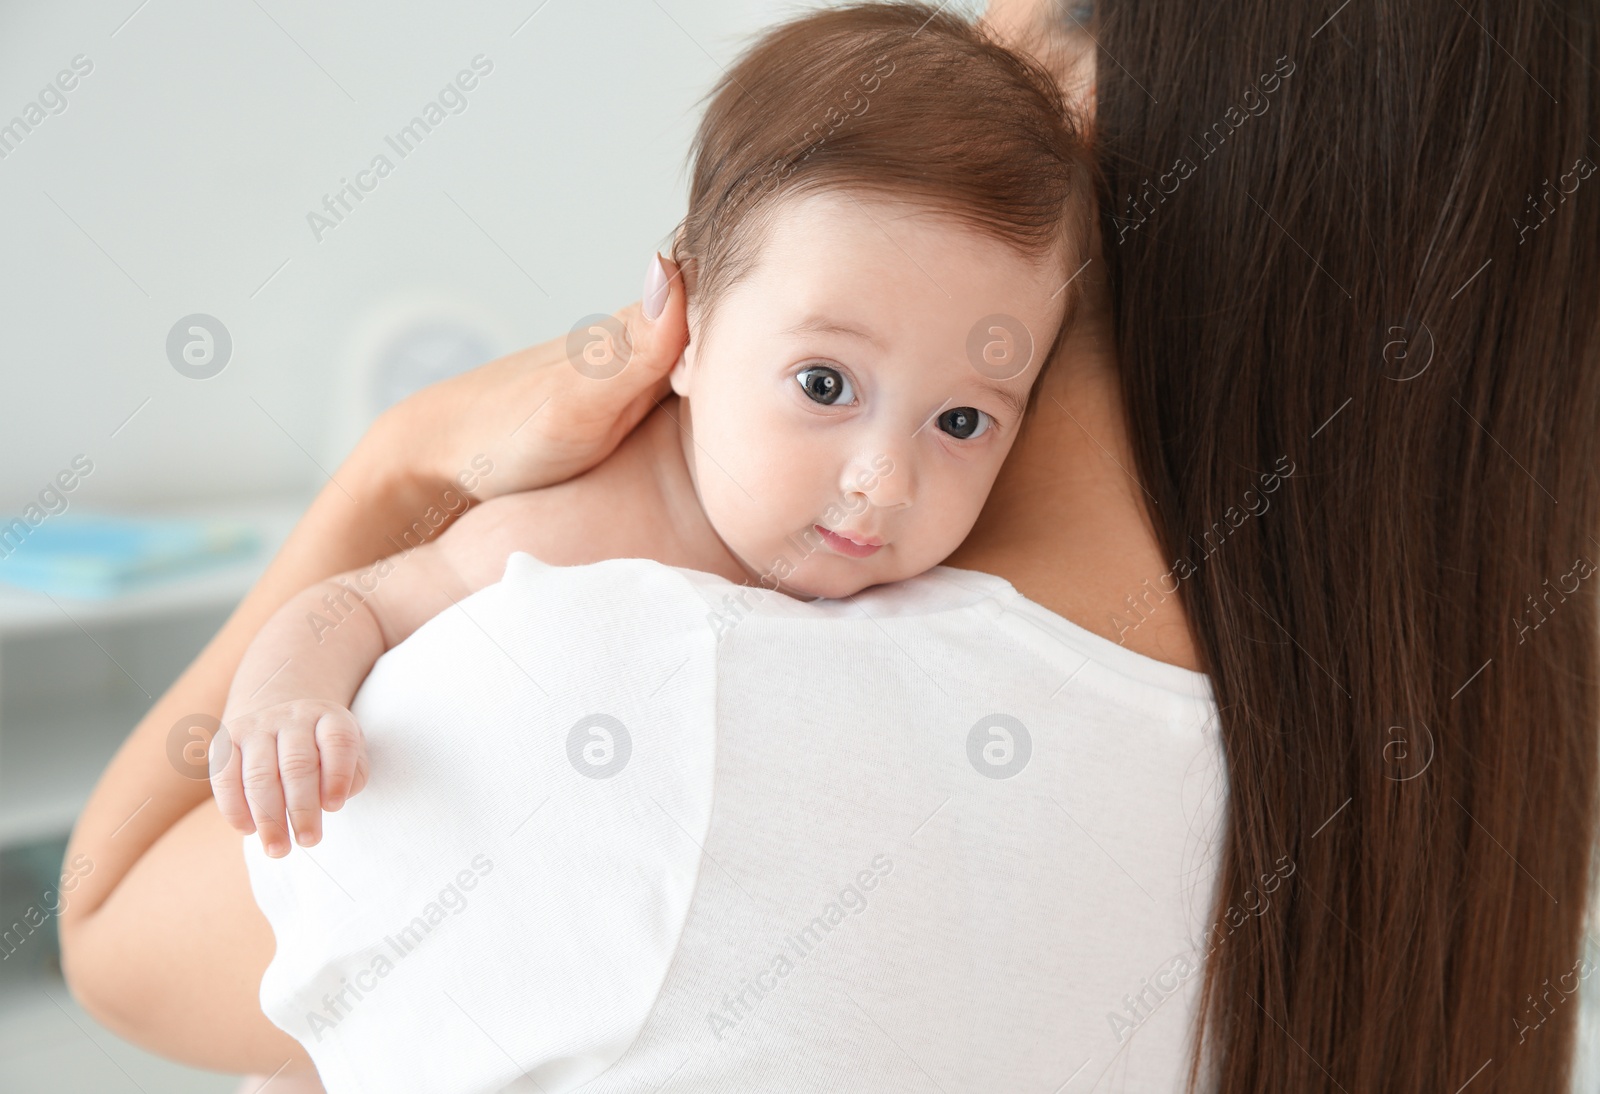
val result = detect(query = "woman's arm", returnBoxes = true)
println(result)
[58,418,455,1075]
[56,254,688,1072]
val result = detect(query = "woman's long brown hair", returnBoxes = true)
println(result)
[1088,1,1600,1089]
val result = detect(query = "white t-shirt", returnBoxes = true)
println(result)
[243,552,1225,1093]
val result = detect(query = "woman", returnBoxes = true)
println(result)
[57,1,1600,1091]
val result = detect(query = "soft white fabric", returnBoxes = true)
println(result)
[244,552,1225,1093]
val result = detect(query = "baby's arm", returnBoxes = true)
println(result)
[213,493,549,857]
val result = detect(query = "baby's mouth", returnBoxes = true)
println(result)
[814,524,882,558]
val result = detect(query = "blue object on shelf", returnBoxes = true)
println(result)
[0,512,261,599]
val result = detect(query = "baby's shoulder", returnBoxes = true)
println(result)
[452,406,687,571]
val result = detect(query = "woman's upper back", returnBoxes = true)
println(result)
[243,550,1222,1093]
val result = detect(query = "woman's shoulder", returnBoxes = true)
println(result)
[663,559,1215,712]
[479,551,1215,722]
[933,565,1213,707]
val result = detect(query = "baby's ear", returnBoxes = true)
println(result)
[670,287,701,397]
[668,342,693,397]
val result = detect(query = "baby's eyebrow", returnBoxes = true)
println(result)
[973,381,1029,420]
[782,314,886,351]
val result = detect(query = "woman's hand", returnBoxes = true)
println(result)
[403,251,690,501]
[57,249,690,1073]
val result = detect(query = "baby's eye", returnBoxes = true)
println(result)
[795,365,855,406]
[938,406,991,440]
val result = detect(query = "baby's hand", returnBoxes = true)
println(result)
[209,699,370,858]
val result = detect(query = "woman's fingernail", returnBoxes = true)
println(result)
[643,252,668,321]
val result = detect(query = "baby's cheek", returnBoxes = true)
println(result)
[905,491,984,568]
[743,452,813,525]
[700,465,791,568]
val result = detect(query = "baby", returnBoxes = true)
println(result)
[213,0,1096,857]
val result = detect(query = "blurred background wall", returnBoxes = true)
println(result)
[0,0,796,510]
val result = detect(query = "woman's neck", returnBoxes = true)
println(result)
[942,277,1203,673]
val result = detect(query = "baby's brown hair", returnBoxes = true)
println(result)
[670,0,1097,401]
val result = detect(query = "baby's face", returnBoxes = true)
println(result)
[670,189,1070,600]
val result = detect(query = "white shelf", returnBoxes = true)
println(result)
[0,496,308,635]
[0,494,311,849]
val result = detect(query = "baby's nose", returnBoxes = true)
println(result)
[843,450,912,510]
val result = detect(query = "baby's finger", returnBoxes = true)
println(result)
[315,708,366,812]
[347,749,370,801]
[277,722,326,849]
[208,726,256,835]
[240,733,292,858]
